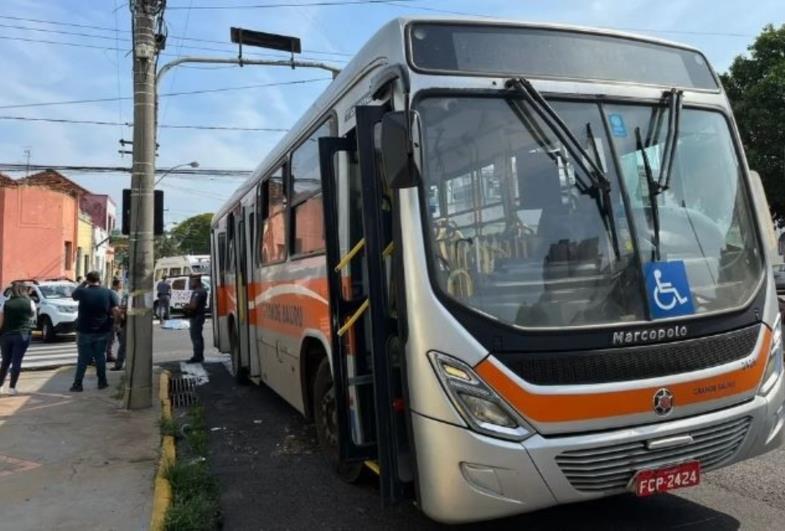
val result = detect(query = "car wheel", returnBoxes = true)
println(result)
[42,316,56,343]
[312,357,364,483]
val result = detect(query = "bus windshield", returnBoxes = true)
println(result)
[418,96,763,329]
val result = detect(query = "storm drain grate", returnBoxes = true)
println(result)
[169,375,199,408]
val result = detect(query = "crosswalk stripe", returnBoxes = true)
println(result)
[27,345,78,353]
[24,352,78,362]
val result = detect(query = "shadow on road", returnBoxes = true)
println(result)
[193,363,740,530]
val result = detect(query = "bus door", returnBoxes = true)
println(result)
[318,105,411,504]
[234,209,251,377]
[245,206,261,378]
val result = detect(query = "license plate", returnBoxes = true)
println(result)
[632,461,701,496]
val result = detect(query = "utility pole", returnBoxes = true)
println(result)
[125,0,162,409]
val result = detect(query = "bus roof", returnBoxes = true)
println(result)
[212,16,707,224]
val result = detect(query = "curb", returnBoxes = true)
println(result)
[151,370,175,531]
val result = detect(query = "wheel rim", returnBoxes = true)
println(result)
[319,384,338,448]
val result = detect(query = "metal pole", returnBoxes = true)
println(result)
[156,55,341,88]
[125,0,160,409]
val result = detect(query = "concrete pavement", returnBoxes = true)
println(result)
[0,366,160,531]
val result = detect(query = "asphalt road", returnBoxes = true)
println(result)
[191,362,785,530]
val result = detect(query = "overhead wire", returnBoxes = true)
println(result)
[0,163,252,176]
[0,30,350,63]
[0,115,290,132]
[166,0,415,10]
[0,77,331,110]
[0,14,354,56]
[160,0,195,124]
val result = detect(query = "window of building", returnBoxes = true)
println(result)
[261,166,287,264]
[64,241,73,270]
[290,118,335,256]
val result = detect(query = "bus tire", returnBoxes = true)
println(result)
[312,357,364,483]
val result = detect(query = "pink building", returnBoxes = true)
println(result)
[0,172,80,287]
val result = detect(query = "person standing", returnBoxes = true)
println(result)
[105,278,123,364]
[0,282,36,395]
[110,281,128,372]
[70,271,117,392]
[156,275,171,321]
[184,275,208,363]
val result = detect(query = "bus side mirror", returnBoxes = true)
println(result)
[380,111,420,189]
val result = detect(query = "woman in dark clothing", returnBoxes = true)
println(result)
[0,282,36,395]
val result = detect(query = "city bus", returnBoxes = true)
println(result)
[210,17,785,523]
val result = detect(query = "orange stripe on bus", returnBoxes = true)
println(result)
[475,327,772,424]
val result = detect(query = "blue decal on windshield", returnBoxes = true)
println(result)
[608,113,627,137]
[644,261,695,319]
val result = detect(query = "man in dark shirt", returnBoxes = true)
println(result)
[70,271,117,392]
[185,275,208,363]
[156,276,171,321]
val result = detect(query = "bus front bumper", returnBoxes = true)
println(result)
[413,372,785,524]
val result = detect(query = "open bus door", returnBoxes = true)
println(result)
[318,105,412,504]
[233,209,251,379]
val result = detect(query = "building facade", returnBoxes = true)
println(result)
[0,174,79,287]
[76,211,94,280]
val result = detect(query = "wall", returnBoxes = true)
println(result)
[77,212,94,279]
[0,185,78,286]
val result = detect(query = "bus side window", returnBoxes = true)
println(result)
[290,118,335,256]
[261,166,287,264]
[217,232,226,284]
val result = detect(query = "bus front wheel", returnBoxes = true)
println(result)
[312,357,363,483]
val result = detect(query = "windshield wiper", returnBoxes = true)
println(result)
[654,88,684,194]
[635,127,662,261]
[637,88,683,261]
[505,77,620,260]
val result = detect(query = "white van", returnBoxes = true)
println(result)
[168,275,211,313]
[154,255,210,281]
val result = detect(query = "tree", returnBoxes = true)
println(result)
[154,233,181,258]
[721,24,785,225]
[171,213,213,255]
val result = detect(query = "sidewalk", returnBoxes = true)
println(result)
[0,366,160,531]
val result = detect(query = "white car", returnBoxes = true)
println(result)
[0,280,79,342]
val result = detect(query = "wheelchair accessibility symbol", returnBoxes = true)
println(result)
[644,261,695,319]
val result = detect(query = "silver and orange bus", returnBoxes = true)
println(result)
[211,17,785,523]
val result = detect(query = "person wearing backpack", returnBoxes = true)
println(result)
[0,282,36,395]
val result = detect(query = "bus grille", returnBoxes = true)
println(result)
[501,324,759,385]
[555,416,752,493]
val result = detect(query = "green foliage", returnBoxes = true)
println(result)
[185,405,208,457]
[171,213,213,255]
[159,417,178,437]
[164,461,221,531]
[154,234,181,259]
[721,24,785,225]
[163,404,221,531]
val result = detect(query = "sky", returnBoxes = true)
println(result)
[0,0,782,226]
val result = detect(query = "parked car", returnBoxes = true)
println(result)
[0,279,78,341]
[154,274,211,317]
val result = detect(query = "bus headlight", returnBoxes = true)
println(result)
[760,315,783,396]
[430,352,533,441]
